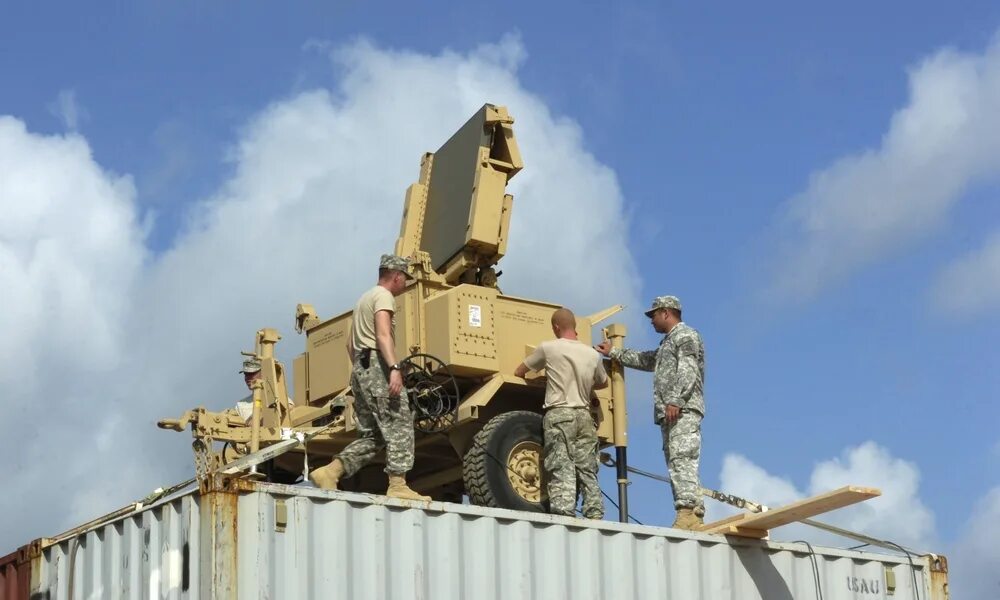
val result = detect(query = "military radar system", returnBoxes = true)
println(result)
[159,104,630,512]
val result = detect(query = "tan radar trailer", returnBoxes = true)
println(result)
[159,104,633,516]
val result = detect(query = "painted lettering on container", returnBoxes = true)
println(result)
[312,329,344,348]
[846,577,881,595]
[498,309,544,326]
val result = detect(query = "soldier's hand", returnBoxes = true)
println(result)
[594,340,612,356]
[388,369,403,397]
[665,404,680,424]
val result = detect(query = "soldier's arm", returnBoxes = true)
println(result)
[345,324,355,362]
[609,347,656,371]
[374,310,398,366]
[663,339,700,407]
[515,346,545,378]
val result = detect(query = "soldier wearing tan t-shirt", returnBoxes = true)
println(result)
[515,308,608,519]
[310,254,429,501]
[350,285,396,357]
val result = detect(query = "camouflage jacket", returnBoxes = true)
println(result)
[610,322,705,423]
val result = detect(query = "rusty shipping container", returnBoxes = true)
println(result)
[0,547,31,600]
[2,481,949,599]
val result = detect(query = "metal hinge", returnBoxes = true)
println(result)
[275,499,287,533]
[885,566,896,595]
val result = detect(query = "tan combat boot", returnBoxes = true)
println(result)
[310,459,344,490]
[386,474,431,501]
[672,508,704,531]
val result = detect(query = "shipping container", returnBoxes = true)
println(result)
[4,480,949,599]
[0,547,31,600]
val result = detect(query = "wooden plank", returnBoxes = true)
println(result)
[697,512,750,532]
[704,486,880,534]
[719,525,769,539]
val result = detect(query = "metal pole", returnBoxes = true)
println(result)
[249,379,263,474]
[615,446,629,522]
[604,323,628,523]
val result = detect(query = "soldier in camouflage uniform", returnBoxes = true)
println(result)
[234,358,262,422]
[516,308,608,519]
[310,254,429,501]
[596,295,706,530]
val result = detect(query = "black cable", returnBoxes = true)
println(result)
[880,540,921,600]
[792,540,824,600]
[606,448,919,596]
[809,535,921,600]
[600,487,643,525]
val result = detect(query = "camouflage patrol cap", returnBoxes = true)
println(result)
[239,358,261,374]
[379,254,415,281]
[644,295,682,317]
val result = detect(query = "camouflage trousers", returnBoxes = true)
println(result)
[661,409,704,516]
[336,356,415,477]
[543,407,604,519]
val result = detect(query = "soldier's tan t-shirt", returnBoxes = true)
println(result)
[351,285,395,356]
[523,338,608,409]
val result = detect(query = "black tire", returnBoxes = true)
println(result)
[463,411,546,512]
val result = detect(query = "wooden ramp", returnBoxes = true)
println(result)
[698,486,881,539]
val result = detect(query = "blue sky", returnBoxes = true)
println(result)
[3,1,999,594]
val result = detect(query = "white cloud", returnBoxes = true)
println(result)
[809,442,936,548]
[0,116,147,540]
[0,36,640,544]
[768,34,1000,300]
[715,454,802,513]
[950,487,1000,598]
[0,119,146,378]
[931,230,1000,315]
[714,442,935,551]
[47,89,85,131]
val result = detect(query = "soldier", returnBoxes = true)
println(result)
[234,358,262,422]
[515,308,608,519]
[595,295,706,530]
[310,254,429,501]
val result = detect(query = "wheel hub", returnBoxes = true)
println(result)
[507,441,545,502]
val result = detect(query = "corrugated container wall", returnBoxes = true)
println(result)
[0,548,30,600]
[18,482,947,599]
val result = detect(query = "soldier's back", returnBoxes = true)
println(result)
[535,338,606,409]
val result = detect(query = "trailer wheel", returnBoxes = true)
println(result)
[463,411,547,512]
